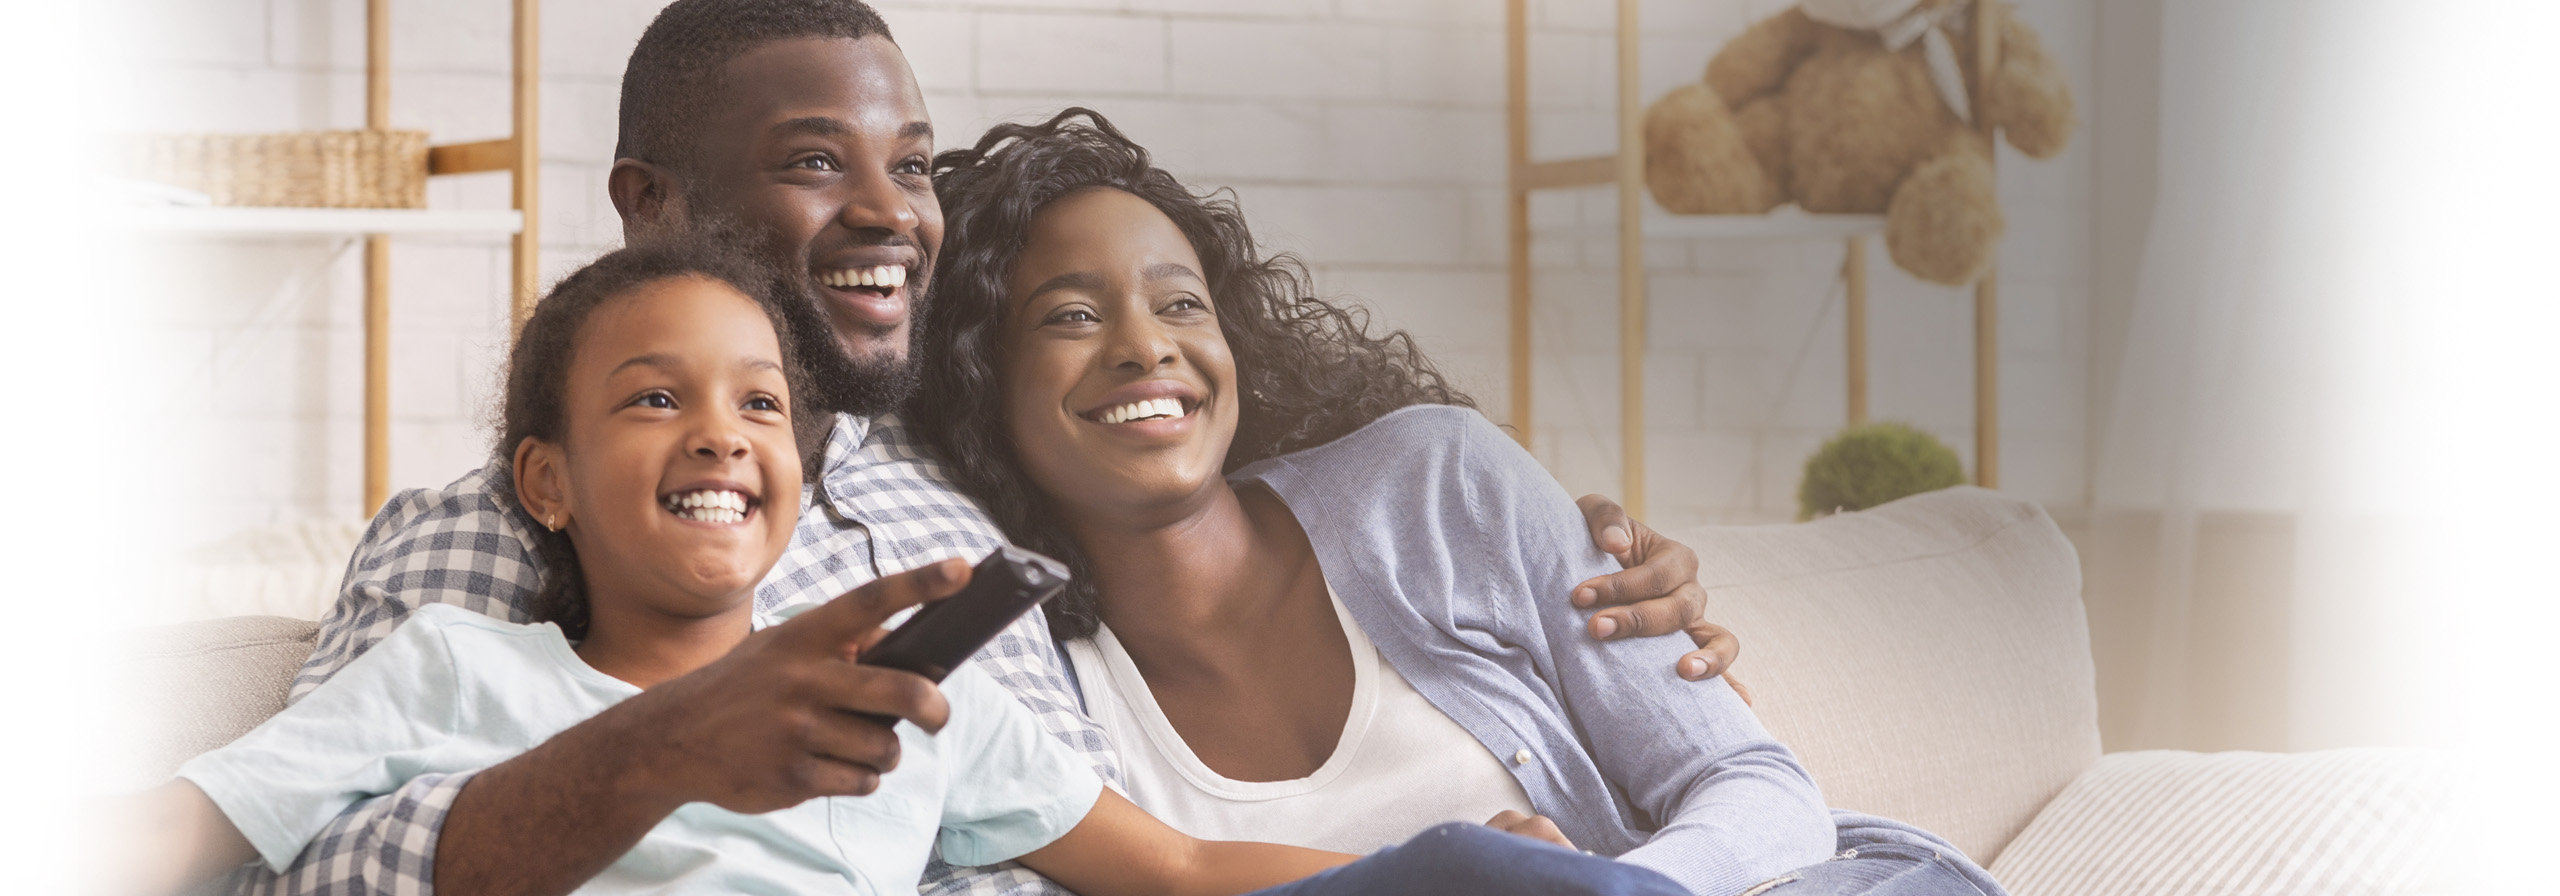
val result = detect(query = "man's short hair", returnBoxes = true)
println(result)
[615,0,896,171]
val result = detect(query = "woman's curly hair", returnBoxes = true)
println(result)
[913,107,1476,639]
[493,228,804,640]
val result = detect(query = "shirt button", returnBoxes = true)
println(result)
[1513,749,1533,765]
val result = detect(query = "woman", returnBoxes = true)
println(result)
[912,109,2005,896]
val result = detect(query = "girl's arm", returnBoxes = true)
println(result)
[113,779,257,896]
[1014,788,1353,896]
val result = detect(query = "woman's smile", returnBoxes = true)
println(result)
[1075,380,1205,440]
[1003,186,1241,514]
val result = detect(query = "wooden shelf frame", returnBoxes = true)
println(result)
[114,207,523,235]
[1506,0,2005,516]
[358,0,541,514]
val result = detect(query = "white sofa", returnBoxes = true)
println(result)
[131,487,2448,895]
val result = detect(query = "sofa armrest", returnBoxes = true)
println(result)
[1988,748,2455,896]
[112,616,319,789]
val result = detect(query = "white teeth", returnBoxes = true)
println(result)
[1096,397,1188,424]
[663,489,751,522]
[822,265,906,290]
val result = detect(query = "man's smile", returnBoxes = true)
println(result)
[813,252,921,330]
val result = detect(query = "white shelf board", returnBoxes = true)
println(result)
[111,206,523,236]
[1536,207,1884,241]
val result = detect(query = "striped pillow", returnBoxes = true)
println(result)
[1988,749,2454,896]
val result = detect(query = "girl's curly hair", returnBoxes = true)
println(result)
[913,107,1476,639]
[493,228,805,640]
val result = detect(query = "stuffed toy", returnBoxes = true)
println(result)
[1644,0,2073,285]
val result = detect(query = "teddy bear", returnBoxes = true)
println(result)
[1643,0,2073,285]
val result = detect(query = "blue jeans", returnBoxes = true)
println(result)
[1738,842,2002,896]
[1243,824,1686,896]
[1244,824,1997,896]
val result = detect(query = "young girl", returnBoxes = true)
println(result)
[145,238,1694,896]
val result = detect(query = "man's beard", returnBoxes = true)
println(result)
[773,274,924,419]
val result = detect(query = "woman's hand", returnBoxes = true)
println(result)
[1485,810,1576,851]
[1570,494,1752,703]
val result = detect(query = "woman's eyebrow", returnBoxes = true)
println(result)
[1142,262,1204,283]
[1024,271,1106,302]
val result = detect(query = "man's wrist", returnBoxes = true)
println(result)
[542,692,699,819]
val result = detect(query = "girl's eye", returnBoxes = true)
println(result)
[745,395,783,413]
[1167,296,1209,313]
[1046,307,1100,325]
[634,391,676,410]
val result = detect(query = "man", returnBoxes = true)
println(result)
[150,2,1738,894]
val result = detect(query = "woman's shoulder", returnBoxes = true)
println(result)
[1241,404,1520,486]
[1237,404,1573,566]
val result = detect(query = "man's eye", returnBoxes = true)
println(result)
[894,156,928,176]
[789,154,842,172]
[1048,308,1099,325]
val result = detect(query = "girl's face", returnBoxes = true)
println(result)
[525,275,802,620]
[1001,187,1240,522]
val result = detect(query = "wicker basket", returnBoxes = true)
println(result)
[117,130,430,209]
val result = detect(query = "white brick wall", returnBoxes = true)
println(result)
[114,0,2097,546]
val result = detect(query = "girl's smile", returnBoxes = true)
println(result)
[514,272,803,634]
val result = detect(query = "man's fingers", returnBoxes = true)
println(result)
[1574,494,1637,565]
[829,664,953,735]
[788,754,887,799]
[1572,562,1678,612]
[787,557,972,648]
[1674,620,1740,681]
[1584,590,1706,641]
[799,709,907,778]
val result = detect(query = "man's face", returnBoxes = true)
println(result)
[679,35,941,413]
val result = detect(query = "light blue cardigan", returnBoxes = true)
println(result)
[1227,405,1998,896]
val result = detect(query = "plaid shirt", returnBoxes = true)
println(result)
[237,413,1119,896]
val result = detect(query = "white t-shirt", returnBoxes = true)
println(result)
[180,603,1102,896]
[1062,590,1536,854]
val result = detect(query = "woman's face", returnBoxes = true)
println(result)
[1001,187,1239,521]
[534,275,803,619]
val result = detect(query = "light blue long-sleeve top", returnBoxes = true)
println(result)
[1228,404,1998,896]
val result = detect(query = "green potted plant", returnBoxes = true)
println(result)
[1797,422,1967,521]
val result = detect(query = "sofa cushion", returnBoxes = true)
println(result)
[120,615,319,785]
[1665,486,2096,866]
[1987,748,2455,896]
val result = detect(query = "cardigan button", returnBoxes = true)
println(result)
[1513,749,1532,765]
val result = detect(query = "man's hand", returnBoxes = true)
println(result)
[1570,495,1749,699]
[435,558,970,896]
[1485,810,1576,851]
[617,557,966,813]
